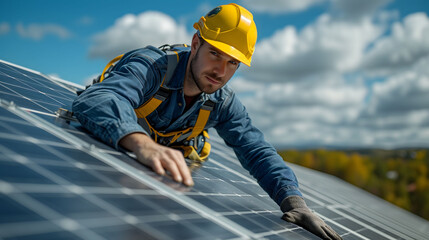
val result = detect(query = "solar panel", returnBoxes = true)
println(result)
[1,59,428,240]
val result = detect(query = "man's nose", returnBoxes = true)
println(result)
[213,60,227,77]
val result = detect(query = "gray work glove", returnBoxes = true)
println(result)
[281,196,342,240]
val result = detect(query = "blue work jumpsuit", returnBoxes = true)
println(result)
[72,46,302,206]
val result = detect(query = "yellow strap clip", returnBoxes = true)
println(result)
[99,54,124,83]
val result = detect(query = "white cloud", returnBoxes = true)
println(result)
[231,6,429,149]
[358,13,429,148]
[80,2,429,149]
[366,55,429,116]
[0,22,10,35]
[229,76,265,94]
[245,13,382,82]
[16,23,72,40]
[242,0,326,14]
[88,11,192,60]
[362,12,429,76]
[233,72,367,148]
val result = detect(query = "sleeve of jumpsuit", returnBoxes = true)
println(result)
[214,90,303,206]
[72,47,166,149]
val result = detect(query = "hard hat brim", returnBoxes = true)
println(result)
[202,37,252,67]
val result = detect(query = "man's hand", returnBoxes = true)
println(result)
[119,133,194,186]
[281,196,342,240]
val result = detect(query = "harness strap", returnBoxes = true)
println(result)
[137,100,215,146]
[135,49,179,118]
[164,50,180,85]
[95,44,213,162]
[186,100,215,140]
[137,117,194,145]
[100,54,124,83]
[135,86,170,118]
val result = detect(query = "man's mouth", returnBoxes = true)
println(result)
[206,75,221,85]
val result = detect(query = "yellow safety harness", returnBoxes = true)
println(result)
[98,45,213,163]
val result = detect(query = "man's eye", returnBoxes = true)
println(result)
[229,61,238,65]
[210,51,218,56]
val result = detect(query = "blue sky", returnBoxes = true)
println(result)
[1,0,429,149]
[1,0,425,84]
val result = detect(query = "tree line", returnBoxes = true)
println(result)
[278,149,429,220]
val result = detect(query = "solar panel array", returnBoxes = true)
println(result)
[1,59,428,240]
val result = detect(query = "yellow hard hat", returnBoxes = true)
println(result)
[193,3,257,67]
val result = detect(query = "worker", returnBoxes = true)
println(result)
[72,3,342,240]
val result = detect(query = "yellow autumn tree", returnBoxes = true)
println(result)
[344,153,371,187]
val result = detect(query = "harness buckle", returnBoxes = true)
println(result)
[201,100,215,110]
[154,87,171,101]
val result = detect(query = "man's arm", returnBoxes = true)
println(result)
[119,132,194,186]
[213,89,342,239]
[72,47,193,186]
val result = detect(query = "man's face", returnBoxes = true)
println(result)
[189,38,239,94]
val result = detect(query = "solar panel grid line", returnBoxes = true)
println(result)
[0,63,77,116]
[337,206,425,240]
[0,219,66,239]
[2,99,258,239]
[359,207,423,240]
[184,192,252,197]
[279,167,407,240]
[1,150,104,173]
[18,107,58,117]
[293,167,429,240]
[2,134,125,191]
[328,207,397,240]
[2,60,429,239]
[0,104,144,238]
[301,173,428,240]
[321,213,372,240]
[45,75,84,94]
[253,226,302,239]
[208,155,260,187]
[4,152,206,237]
[0,79,69,106]
[0,82,56,113]
[68,192,174,234]
[221,210,278,216]
[32,145,146,190]
[1,142,160,229]
[0,115,29,127]
[276,194,352,238]
[91,161,264,238]
[0,107,227,240]
[3,182,159,197]
[59,127,119,154]
[99,148,128,156]
[210,145,244,165]
[0,60,46,80]
[0,133,72,150]
[0,144,64,185]
[296,189,329,207]
[62,213,194,240]
[379,207,429,239]
[0,60,78,98]
[0,73,65,104]
[222,211,289,237]
[1,182,106,240]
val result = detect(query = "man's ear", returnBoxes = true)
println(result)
[191,33,201,53]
